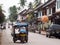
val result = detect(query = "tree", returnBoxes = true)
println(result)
[34,0,38,3]
[34,0,41,4]
[0,5,5,24]
[17,7,20,10]
[28,2,33,8]
[9,5,17,22]
[19,0,26,7]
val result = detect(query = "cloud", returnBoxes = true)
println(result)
[0,0,48,18]
[0,0,34,18]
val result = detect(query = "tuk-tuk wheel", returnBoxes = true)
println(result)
[13,40,16,43]
[26,39,28,42]
[21,37,25,43]
[25,36,28,42]
[13,38,16,43]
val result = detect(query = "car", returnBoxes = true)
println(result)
[46,24,60,38]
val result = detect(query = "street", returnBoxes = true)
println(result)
[0,0,60,45]
[1,24,60,45]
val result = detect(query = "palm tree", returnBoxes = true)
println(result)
[19,0,26,7]
[9,5,18,22]
[0,5,5,23]
[34,0,42,3]
[0,6,2,12]
[28,2,33,8]
[34,0,38,3]
[0,4,6,13]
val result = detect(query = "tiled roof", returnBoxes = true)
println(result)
[42,0,55,8]
[27,8,34,14]
[19,9,27,15]
[34,0,55,10]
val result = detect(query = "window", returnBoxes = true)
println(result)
[49,9,51,14]
[56,0,60,9]
[47,8,52,15]
[38,11,42,17]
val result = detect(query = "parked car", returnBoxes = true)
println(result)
[46,24,60,38]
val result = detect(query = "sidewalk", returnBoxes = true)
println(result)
[41,31,46,35]
[35,30,46,35]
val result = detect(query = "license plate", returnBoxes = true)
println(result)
[20,34,26,36]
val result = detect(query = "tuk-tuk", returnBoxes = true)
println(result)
[12,22,28,43]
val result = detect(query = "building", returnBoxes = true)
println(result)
[17,9,27,22]
[17,0,60,31]
[33,0,56,31]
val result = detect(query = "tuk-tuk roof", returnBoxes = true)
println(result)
[13,22,28,27]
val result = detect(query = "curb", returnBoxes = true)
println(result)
[41,31,46,35]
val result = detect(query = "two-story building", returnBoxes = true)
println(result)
[17,9,27,22]
[17,0,60,33]
[52,0,60,24]
[34,0,56,32]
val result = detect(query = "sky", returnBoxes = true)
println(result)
[0,0,47,18]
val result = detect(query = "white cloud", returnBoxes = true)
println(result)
[0,0,19,18]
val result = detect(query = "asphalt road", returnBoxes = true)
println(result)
[1,24,60,45]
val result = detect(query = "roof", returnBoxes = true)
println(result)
[34,4,43,10]
[27,8,34,14]
[19,9,27,16]
[13,22,28,27]
[34,0,55,10]
[42,0,55,8]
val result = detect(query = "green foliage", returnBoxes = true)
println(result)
[0,6,5,24]
[19,0,26,7]
[9,5,17,22]
[17,7,20,10]
[27,13,34,22]
[28,2,33,8]
[34,0,38,3]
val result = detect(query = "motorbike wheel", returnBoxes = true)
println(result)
[21,37,25,43]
